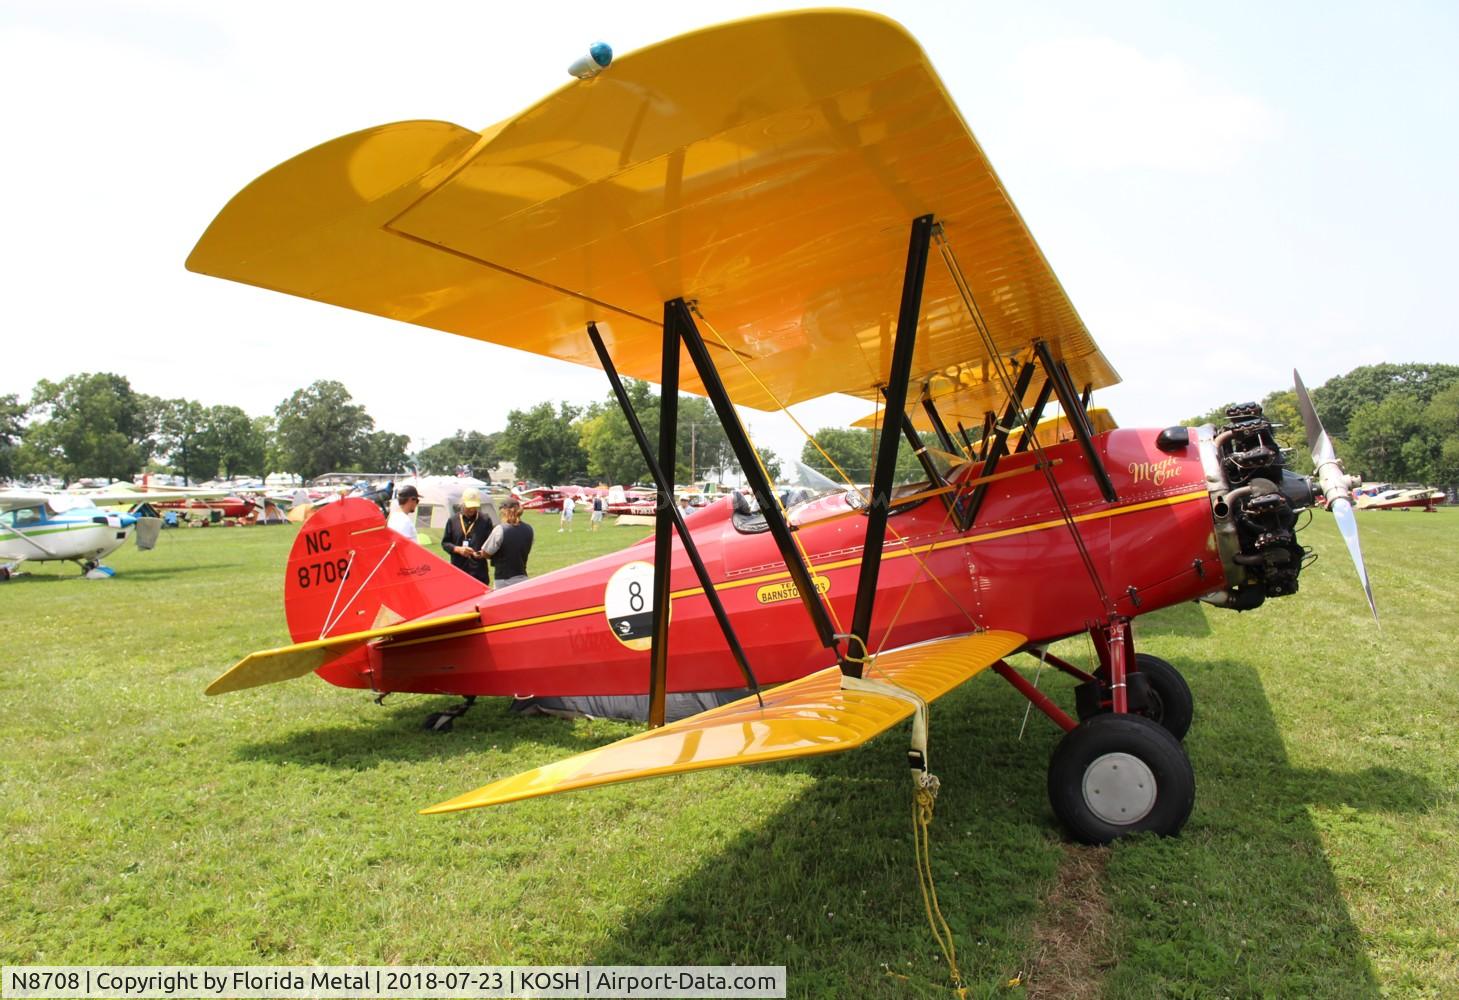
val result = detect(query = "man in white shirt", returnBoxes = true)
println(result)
[387,484,420,541]
[558,494,575,533]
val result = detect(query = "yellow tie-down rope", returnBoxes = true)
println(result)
[691,307,976,993]
[842,660,968,997]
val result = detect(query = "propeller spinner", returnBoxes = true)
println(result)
[1293,370,1378,621]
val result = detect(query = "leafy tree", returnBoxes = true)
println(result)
[156,398,220,484]
[359,431,412,473]
[1346,395,1424,482]
[251,415,282,481]
[208,405,265,480]
[417,429,501,477]
[1311,363,1459,440]
[754,445,782,483]
[679,396,731,481]
[0,393,26,480]
[24,373,156,483]
[1424,383,1459,483]
[274,380,375,481]
[500,401,587,484]
[799,427,921,484]
[579,380,657,485]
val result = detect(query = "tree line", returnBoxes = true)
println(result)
[0,374,411,485]
[1183,363,1459,484]
[0,372,793,487]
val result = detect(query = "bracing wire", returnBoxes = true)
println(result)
[934,228,1118,618]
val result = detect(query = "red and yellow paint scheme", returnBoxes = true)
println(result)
[189,10,1374,843]
[212,430,1212,702]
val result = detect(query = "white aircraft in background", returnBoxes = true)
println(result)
[0,489,170,579]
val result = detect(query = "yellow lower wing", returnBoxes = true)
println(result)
[205,611,482,696]
[422,629,1025,814]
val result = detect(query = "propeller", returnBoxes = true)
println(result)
[1293,369,1378,621]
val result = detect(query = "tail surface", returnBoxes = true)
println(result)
[206,498,487,696]
[284,497,486,643]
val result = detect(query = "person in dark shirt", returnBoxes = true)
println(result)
[484,495,534,588]
[442,487,493,585]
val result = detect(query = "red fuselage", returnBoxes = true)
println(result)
[311,429,1221,699]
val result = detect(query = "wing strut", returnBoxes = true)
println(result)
[899,412,955,516]
[647,305,681,727]
[920,393,959,455]
[1039,344,1117,502]
[671,298,841,656]
[845,214,936,677]
[1014,377,1057,453]
[960,361,1036,529]
[585,321,763,723]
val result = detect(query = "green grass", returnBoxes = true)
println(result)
[2,509,1456,997]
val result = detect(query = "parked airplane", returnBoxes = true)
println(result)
[0,490,163,579]
[188,11,1376,851]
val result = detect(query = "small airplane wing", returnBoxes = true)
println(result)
[0,490,51,514]
[422,629,1024,814]
[205,610,481,695]
[188,10,1114,411]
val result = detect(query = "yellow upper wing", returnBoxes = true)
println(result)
[187,11,1114,410]
[422,630,1024,814]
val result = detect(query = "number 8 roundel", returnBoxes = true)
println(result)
[604,560,662,651]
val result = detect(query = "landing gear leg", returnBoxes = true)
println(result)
[424,696,477,733]
[1070,622,1195,741]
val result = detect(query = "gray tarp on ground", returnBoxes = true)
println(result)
[510,690,749,724]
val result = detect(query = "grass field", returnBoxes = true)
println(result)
[2,509,1456,997]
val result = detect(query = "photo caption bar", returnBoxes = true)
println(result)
[2,966,786,999]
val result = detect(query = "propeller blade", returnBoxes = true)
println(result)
[1293,369,1378,623]
[1293,369,1329,459]
[1330,497,1378,621]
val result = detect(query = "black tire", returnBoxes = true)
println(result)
[1048,713,1195,845]
[1076,653,1194,741]
[1131,653,1194,741]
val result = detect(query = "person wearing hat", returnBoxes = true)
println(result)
[387,484,421,541]
[442,487,494,585]
[483,495,534,588]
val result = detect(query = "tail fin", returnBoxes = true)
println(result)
[284,497,486,643]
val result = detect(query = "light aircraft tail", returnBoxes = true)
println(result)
[206,497,488,696]
[282,497,485,643]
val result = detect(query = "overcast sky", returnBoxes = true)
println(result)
[3,1,1455,466]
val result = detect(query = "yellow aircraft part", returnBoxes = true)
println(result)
[187,10,1116,412]
[421,629,1025,814]
[204,611,481,696]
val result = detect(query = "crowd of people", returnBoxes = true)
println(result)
[387,486,534,589]
[385,487,708,590]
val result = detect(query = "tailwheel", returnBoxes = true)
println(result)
[1048,713,1195,845]
[423,696,477,733]
[1075,653,1194,741]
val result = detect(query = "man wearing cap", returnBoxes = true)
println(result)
[442,488,494,585]
[387,484,421,541]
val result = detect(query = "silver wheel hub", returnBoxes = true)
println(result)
[1082,752,1156,824]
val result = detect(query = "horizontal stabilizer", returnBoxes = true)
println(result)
[422,629,1025,814]
[205,611,481,696]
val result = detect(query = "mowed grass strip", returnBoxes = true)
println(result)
[1,508,1455,997]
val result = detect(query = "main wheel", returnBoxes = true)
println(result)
[1075,653,1194,741]
[1048,713,1195,845]
[1130,654,1193,741]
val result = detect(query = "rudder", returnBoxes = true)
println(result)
[285,497,487,643]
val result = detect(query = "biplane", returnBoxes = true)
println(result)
[188,10,1374,845]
